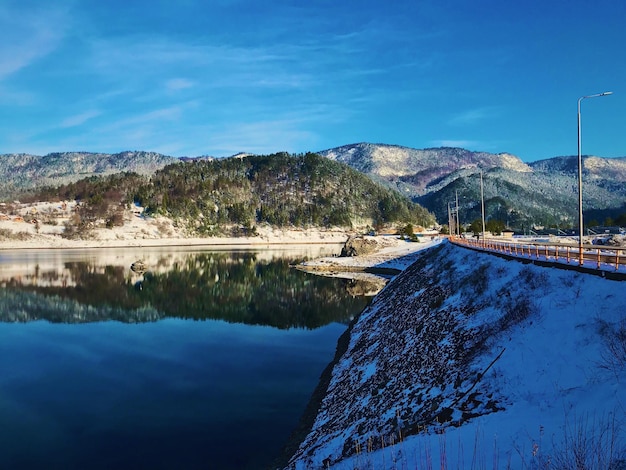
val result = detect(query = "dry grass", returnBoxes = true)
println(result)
[597,316,626,377]
[338,412,625,470]
[0,228,32,241]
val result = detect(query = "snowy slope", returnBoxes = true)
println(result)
[0,151,177,198]
[318,143,626,228]
[319,143,531,180]
[287,242,626,469]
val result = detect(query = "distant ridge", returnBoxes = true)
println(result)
[318,143,626,230]
[0,151,178,198]
[2,144,626,230]
[319,143,531,191]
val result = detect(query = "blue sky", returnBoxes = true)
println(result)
[1,0,624,161]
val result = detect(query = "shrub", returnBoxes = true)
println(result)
[548,413,625,470]
[0,228,31,241]
[598,317,626,374]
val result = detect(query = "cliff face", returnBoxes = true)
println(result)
[287,243,626,469]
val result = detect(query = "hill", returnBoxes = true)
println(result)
[0,151,177,199]
[18,152,435,239]
[5,144,626,233]
[287,242,626,468]
[136,152,435,233]
[319,143,626,231]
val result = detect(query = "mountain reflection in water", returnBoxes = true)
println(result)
[0,247,370,327]
[0,247,370,470]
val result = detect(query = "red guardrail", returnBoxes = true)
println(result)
[449,236,625,271]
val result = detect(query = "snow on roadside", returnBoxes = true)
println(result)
[287,241,626,469]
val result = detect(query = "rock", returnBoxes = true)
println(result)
[130,260,148,274]
[340,236,379,257]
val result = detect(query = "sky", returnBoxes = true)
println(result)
[1,0,625,161]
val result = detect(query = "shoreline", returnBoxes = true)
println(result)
[0,227,352,251]
[274,316,356,470]
[296,236,443,275]
[0,202,353,251]
[277,237,443,469]
[0,238,347,251]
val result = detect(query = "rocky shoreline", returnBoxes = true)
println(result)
[272,237,442,468]
[284,241,626,469]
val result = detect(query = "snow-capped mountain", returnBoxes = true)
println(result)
[319,143,626,230]
[3,144,625,230]
[0,151,177,198]
[286,241,626,469]
[320,143,531,188]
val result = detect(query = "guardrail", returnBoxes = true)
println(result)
[449,236,625,271]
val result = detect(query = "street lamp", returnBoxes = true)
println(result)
[577,91,612,265]
[480,171,486,246]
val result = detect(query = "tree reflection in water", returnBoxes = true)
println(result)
[0,251,370,329]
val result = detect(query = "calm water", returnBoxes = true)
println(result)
[0,247,369,470]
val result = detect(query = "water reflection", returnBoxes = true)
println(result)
[0,247,369,470]
[0,247,369,328]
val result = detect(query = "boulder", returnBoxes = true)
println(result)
[130,260,148,274]
[340,236,378,257]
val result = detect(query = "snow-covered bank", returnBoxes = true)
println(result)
[0,202,350,250]
[287,242,626,469]
[299,236,443,273]
[295,237,443,296]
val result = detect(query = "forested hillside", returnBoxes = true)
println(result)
[0,151,176,198]
[320,143,626,231]
[31,152,435,236]
[8,144,626,233]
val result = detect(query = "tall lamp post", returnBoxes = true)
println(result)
[577,91,612,265]
[480,171,486,246]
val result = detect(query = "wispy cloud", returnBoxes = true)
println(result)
[0,4,68,80]
[89,104,190,141]
[165,78,195,91]
[60,110,102,128]
[0,4,458,157]
[0,85,36,105]
[86,38,316,91]
[448,107,500,126]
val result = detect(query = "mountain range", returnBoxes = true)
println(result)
[2,144,626,230]
[0,151,176,199]
[319,143,626,230]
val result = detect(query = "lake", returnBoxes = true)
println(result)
[0,246,370,470]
